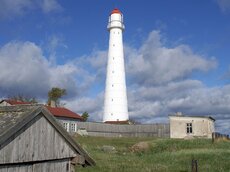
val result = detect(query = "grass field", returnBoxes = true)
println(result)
[75,136,230,172]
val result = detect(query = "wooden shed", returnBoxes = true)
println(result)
[0,105,95,172]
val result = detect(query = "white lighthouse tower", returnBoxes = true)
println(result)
[103,8,129,123]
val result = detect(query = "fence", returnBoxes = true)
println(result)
[212,132,229,142]
[76,122,170,137]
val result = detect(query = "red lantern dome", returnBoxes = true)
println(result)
[111,8,122,15]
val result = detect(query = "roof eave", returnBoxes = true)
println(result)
[169,115,215,121]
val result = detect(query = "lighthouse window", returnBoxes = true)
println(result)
[113,57,114,60]
[113,44,115,47]
[112,84,114,87]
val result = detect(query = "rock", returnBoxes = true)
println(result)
[77,128,88,136]
[130,141,150,152]
[101,145,116,153]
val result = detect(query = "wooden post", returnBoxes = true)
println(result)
[212,132,215,143]
[191,159,198,172]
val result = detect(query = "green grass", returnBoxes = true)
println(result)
[75,136,230,172]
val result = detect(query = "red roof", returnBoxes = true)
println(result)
[3,99,32,105]
[111,8,122,15]
[45,106,83,120]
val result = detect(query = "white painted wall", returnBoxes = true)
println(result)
[0,101,11,106]
[58,119,78,133]
[103,11,128,122]
[169,116,215,139]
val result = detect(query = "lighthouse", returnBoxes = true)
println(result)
[103,8,129,122]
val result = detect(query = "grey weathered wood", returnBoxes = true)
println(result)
[76,122,170,137]
[0,114,77,164]
[0,159,71,172]
[0,105,95,171]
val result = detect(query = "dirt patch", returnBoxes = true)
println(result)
[130,141,150,152]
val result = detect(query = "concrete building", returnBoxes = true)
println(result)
[0,105,95,172]
[103,8,129,123]
[169,112,215,139]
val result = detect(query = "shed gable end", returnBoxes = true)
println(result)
[0,114,77,164]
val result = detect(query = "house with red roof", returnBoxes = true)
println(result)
[0,99,83,133]
[45,105,83,132]
[0,99,33,106]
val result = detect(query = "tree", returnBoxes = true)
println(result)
[81,112,89,121]
[48,87,66,106]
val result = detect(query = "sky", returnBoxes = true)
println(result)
[0,0,230,134]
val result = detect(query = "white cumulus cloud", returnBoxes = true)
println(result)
[0,41,82,99]
[126,31,217,86]
[65,93,104,121]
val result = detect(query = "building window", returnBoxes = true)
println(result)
[186,123,192,134]
[71,123,76,132]
[63,122,69,132]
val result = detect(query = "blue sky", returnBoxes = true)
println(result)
[0,0,230,134]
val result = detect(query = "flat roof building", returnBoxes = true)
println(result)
[169,112,215,139]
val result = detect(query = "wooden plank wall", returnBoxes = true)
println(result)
[76,122,170,137]
[0,114,76,164]
[0,159,70,172]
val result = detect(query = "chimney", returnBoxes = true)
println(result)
[176,112,182,116]
[50,100,56,107]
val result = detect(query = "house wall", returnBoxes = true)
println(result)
[57,118,79,133]
[169,116,215,139]
[0,114,77,164]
